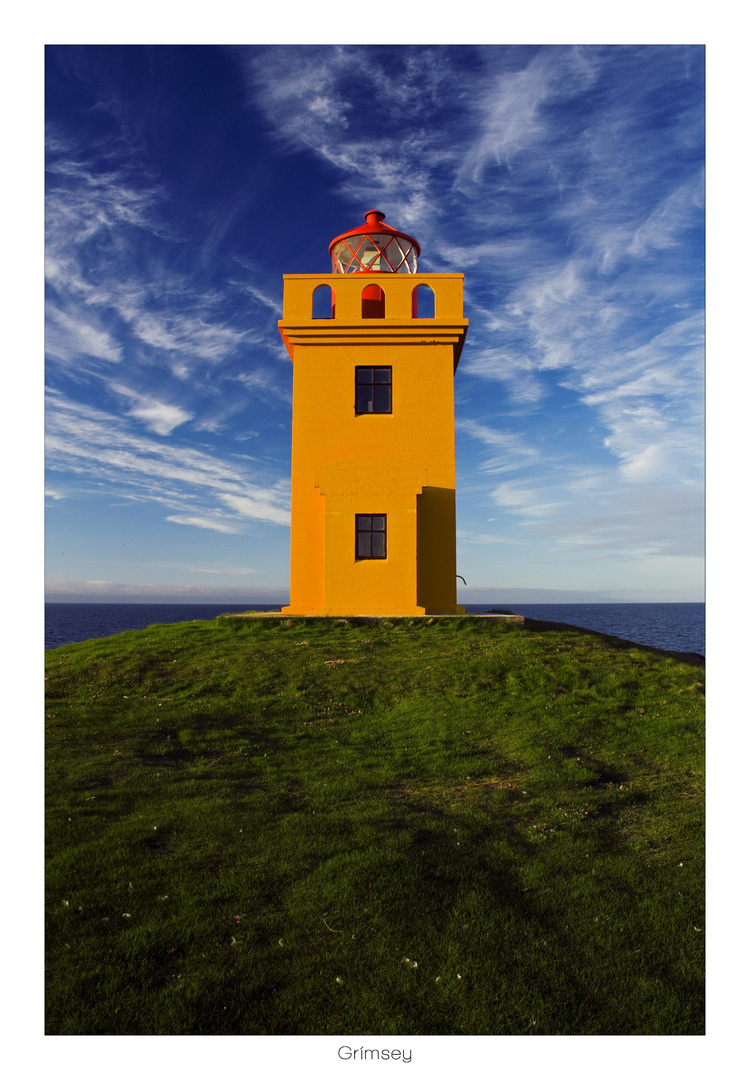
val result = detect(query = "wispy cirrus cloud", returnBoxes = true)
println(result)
[45,45,703,601]
[166,516,239,534]
[455,46,600,187]
[243,46,458,232]
[217,493,290,525]
[489,480,561,518]
[45,136,167,243]
[46,390,290,527]
[45,301,123,366]
[527,481,704,560]
[456,418,539,474]
[127,308,250,366]
[459,348,546,406]
[229,275,283,317]
[481,461,703,563]
[242,44,703,591]
[45,130,286,427]
[109,384,193,435]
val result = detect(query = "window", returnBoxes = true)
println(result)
[356,367,391,414]
[356,515,387,559]
[411,283,435,318]
[312,283,335,319]
[332,232,418,274]
[361,283,385,318]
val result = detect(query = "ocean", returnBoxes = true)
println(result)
[45,601,704,657]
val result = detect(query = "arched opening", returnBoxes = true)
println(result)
[411,283,435,318]
[361,283,385,319]
[312,283,335,319]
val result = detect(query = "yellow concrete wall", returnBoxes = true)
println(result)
[281,273,466,323]
[280,273,468,616]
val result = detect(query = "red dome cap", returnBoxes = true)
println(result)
[329,210,420,274]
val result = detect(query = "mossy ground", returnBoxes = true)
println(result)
[45,615,704,1034]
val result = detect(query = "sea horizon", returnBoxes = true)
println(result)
[45,600,705,657]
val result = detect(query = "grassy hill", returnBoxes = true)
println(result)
[45,615,704,1035]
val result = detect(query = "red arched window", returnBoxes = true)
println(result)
[361,283,385,319]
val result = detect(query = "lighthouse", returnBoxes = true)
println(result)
[280,210,468,616]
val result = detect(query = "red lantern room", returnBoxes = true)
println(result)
[329,209,420,274]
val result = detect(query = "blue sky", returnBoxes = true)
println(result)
[44,44,705,604]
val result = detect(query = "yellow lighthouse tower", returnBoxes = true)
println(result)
[280,209,468,617]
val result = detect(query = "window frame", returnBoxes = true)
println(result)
[355,366,392,415]
[355,514,387,560]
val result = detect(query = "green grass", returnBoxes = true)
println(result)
[45,615,704,1035]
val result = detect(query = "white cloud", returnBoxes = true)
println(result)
[484,462,703,561]
[241,49,702,590]
[129,310,248,364]
[45,142,165,245]
[618,444,666,482]
[231,367,291,404]
[456,64,552,183]
[45,302,122,364]
[490,480,560,516]
[457,419,530,449]
[127,402,192,436]
[218,492,291,526]
[231,279,283,316]
[628,174,705,258]
[456,419,539,474]
[455,48,599,187]
[248,47,352,149]
[434,237,532,269]
[46,391,290,527]
[243,47,455,232]
[459,349,546,405]
[45,139,260,404]
[44,46,703,602]
[166,516,239,533]
[110,384,193,435]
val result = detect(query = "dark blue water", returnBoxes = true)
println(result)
[44,603,281,650]
[464,603,704,657]
[45,602,704,656]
